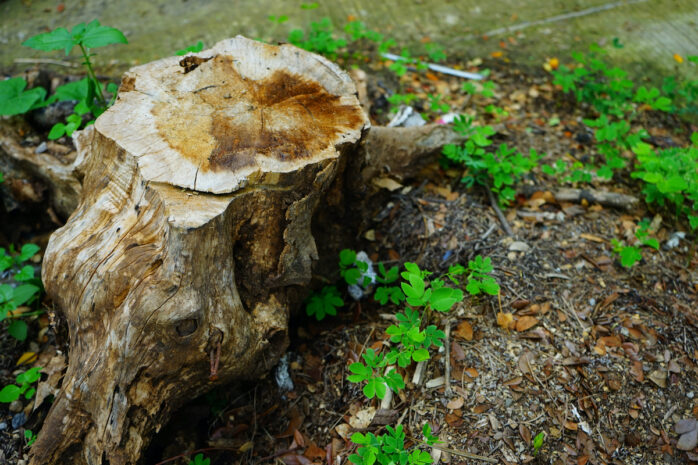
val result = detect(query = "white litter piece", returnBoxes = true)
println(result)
[387,105,426,128]
[348,251,378,300]
[274,353,294,392]
[664,231,685,250]
[381,52,484,80]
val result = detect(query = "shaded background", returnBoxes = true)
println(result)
[1,0,697,77]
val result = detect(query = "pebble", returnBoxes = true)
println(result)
[9,400,23,413]
[0,422,7,431]
[34,141,48,154]
[12,412,26,429]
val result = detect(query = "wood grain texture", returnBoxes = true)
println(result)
[31,37,368,465]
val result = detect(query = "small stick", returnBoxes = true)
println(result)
[14,57,79,67]
[380,366,396,410]
[411,361,427,386]
[485,185,513,236]
[406,436,498,463]
[443,320,453,397]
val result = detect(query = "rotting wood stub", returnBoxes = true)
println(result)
[152,56,365,172]
[94,36,369,195]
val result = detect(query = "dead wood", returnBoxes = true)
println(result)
[554,188,639,209]
[31,36,368,465]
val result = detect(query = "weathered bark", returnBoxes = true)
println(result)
[31,36,368,465]
[0,119,87,220]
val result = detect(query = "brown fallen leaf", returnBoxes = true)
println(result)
[564,421,578,431]
[450,341,466,361]
[292,429,305,448]
[518,351,536,376]
[281,453,312,465]
[454,321,473,341]
[304,442,326,460]
[649,369,667,388]
[519,424,531,445]
[447,397,464,410]
[503,376,523,386]
[515,316,539,332]
[445,412,463,427]
[598,335,621,347]
[630,361,644,382]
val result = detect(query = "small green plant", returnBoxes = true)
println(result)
[349,423,438,465]
[305,285,344,321]
[463,255,500,296]
[288,17,346,59]
[0,77,47,116]
[176,40,204,55]
[386,93,417,113]
[1,244,42,341]
[0,366,42,403]
[611,219,660,268]
[462,80,496,99]
[347,348,405,399]
[188,453,210,465]
[348,262,464,397]
[344,20,383,44]
[24,429,37,447]
[373,263,404,305]
[631,134,698,230]
[425,43,446,63]
[339,248,371,286]
[21,20,127,138]
[427,93,449,114]
[443,115,540,205]
[611,240,642,268]
[533,431,545,456]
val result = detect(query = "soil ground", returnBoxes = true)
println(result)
[1,41,698,465]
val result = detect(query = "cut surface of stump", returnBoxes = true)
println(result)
[32,36,368,465]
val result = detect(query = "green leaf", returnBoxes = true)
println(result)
[53,78,90,103]
[465,278,482,295]
[176,40,204,56]
[0,284,12,304]
[12,284,40,307]
[657,175,687,194]
[16,367,41,385]
[48,123,66,140]
[79,20,128,49]
[412,348,430,362]
[18,244,40,263]
[8,320,28,341]
[339,249,357,267]
[429,287,463,312]
[0,78,46,116]
[22,27,74,54]
[480,276,500,295]
[0,384,21,403]
[619,246,642,268]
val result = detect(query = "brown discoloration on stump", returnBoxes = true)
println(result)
[152,56,365,173]
[31,36,368,465]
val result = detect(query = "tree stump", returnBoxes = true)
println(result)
[31,36,368,465]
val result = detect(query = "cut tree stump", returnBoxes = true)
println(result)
[31,36,369,465]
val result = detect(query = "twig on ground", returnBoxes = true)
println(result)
[554,188,639,209]
[14,57,79,67]
[485,185,513,236]
[444,320,453,397]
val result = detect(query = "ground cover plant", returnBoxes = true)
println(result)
[0,20,126,138]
